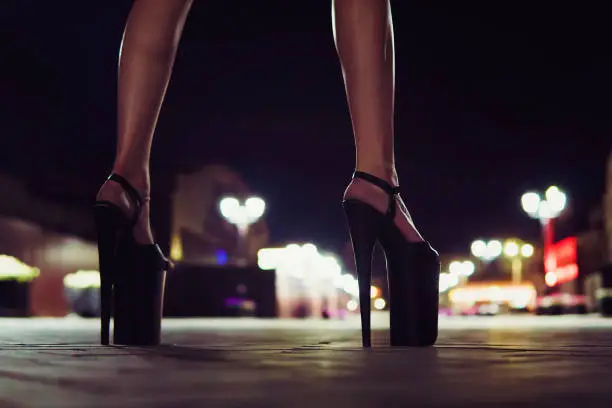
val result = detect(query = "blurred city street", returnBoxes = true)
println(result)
[2,314,612,407]
[1,3,611,407]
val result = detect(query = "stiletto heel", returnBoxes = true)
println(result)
[343,201,384,348]
[343,171,440,347]
[99,276,112,345]
[93,173,169,346]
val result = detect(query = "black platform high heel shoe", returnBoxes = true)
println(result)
[93,173,169,346]
[343,171,440,348]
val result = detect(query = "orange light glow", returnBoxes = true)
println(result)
[448,282,537,309]
[545,263,578,287]
[545,271,557,287]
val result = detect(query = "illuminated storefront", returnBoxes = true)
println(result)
[544,236,578,288]
[536,236,583,313]
[537,232,609,314]
[0,255,40,316]
[0,215,99,316]
[258,244,386,318]
[448,282,537,315]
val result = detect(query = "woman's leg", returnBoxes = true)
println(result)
[333,0,423,242]
[97,0,193,244]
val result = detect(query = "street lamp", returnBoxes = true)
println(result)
[439,260,475,294]
[219,196,266,265]
[521,186,567,259]
[471,239,534,284]
[502,240,534,284]
[449,260,475,285]
[470,239,502,262]
[439,272,459,293]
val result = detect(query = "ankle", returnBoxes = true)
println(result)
[110,165,150,194]
[354,166,398,186]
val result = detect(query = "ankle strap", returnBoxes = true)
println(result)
[353,171,399,219]
[107,173,146,226]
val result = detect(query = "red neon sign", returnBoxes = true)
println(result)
[544,237,578,287]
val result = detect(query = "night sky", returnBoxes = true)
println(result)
[1,1,610,255]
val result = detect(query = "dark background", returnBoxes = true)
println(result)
[1,1,609,254]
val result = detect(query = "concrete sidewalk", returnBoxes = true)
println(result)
[1,315,612,407]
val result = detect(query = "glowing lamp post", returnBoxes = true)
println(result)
[521,186,567,259]
[219,196,266,265]
[470,239,503,262]
[471,239,534,284]
[502,240,534,284]
[449,260,475,286]
[256,243,386,316]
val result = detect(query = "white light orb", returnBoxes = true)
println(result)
[245,196,266,220]
[486,240,502,259]
[461,260,475,276]
[503,241,519,257]
[374,298,386,310]
[471,240,487,258]
[521,243,534,258]
[545,186,567,215]
[219,196,240,220]
[521,192,541,217]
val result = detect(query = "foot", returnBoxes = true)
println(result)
[344,176,424,243]
[96,178,155,245]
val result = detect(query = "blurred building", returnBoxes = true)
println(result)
[258,243,358,319]
[340,240,390,302]
[164,263,276,318]
[0,173,97,316]
[170,165,269,266]
[604,149,612,263]
[0,165,270,317]
[448,281,538,315]
[260,245,338,318]
[532,197,609,314]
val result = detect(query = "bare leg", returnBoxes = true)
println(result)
[96,0,193,244]
[333,0,423,242]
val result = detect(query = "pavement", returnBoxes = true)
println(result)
[2,313,612,407]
